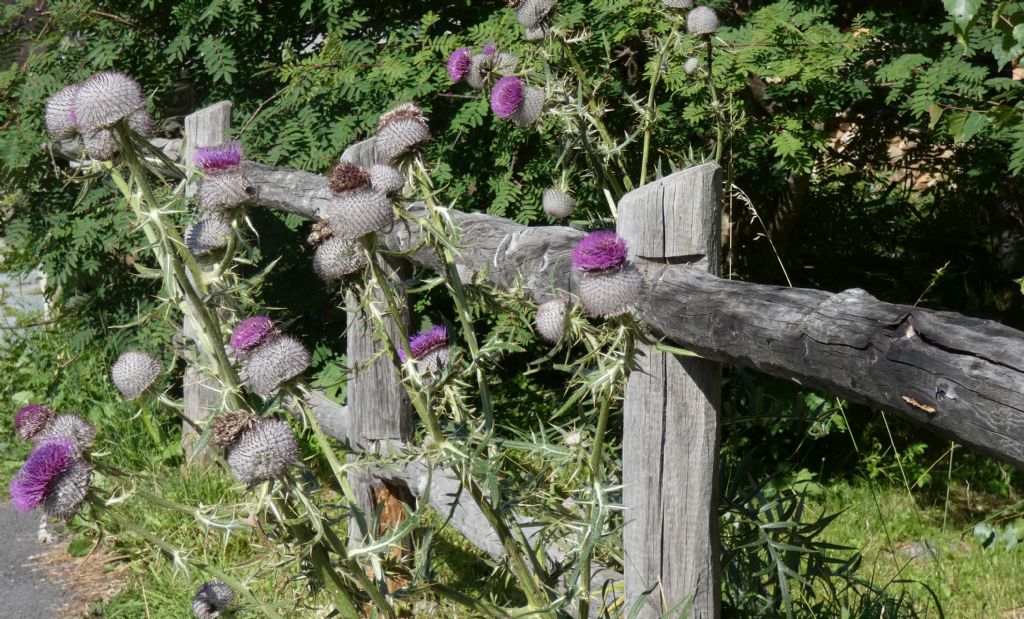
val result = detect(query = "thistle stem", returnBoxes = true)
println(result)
[706,41,724,163]
[640,27,677,186]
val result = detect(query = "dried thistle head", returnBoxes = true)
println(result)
[329,162,372,195]
[377,102,427,132]
[210,411,257,448]
[14,404,54,441]
[192,580,235,618]
[306,219,335,246]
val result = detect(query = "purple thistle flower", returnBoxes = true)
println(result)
[231,316,277,356]
[399,325,448,363]
[195,141,243,172]
[447,48,473,82]
[491,76,525,118]
[572,231,629,272]
[14,404,54,441]
[9,438,75,512]
[483,42,498,55]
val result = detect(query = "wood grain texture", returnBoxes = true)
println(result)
[180,102,232,464]
[619,164,723,619]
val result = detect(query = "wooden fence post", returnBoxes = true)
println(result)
[180,101,232,464]
[339,140,413,551]
[617,163,723,618]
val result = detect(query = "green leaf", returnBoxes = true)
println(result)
[945,110,987,143]
[944,0,981,29]
[67,537,93,558]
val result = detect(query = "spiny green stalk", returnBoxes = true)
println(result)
[706,42,724,163]
[640,27,678,186]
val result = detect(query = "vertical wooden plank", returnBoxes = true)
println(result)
[340,138,413,543]
[618,163,723,619]
[180,101,233,464]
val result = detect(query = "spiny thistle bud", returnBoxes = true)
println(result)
[230,316,277,357]
[491,76,525,118]
[34,414,97,452]
[447,47,473,82]
[542,187,575,219]
[517,0,559,30]
[399,325,450,374]
[9,438,93,521]
[369,164,405,195]
[662,0,694,8]
[128,109,155,137]
[572,231,628,271]
[111,351,163,401]
[192,580,235,619]
[535,298,568,343]
[375,102,430,162]
[14,404,54,441]
[323,188,394,240]
[314,237,368,283]
[209,411,257,449]
[242,335,311,397]
[83,129,119,160]
[684,56,700,75]
[328,162,372,195]
[572,232,643,317]
[687,6,719,35]
[185,217,233,257]
[73,71,145,134]
[225,419,300,483]
[45,84,81,141]
[512,86,545,127]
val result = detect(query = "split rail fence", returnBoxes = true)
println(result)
[59,102,1024,619]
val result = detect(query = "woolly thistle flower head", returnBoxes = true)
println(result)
[512,86,545,127]
[683,56,700,75]
[230,316,277,357]
[535,298,568,343]
[198,166,255,212]
[313,237,368,283]
[328,162,372,195]
[242,334,311,397]
[575,264,644,318]
[83,129,119,161]
[209,410,257,449]
[662,0,694,8]
[34,414,97,452]
[185,217,233,257]
[226,419,300,483]
[491,76,525,118]
[572,231,629,272]
[192,580,235,619]
[9,438,92,520]
[542,187,575,219]
[687,5,719,35]
[45,84,81,141]
[375,102,430,162]
[323,188,394,240]
[14,404,54,441]
[368,164,405,195]
[111,351,163,401]
[447,47,473,82]
[516,0,559,29]
[73,71,145,134]
[195,141,243,172]
[399,325,448,363]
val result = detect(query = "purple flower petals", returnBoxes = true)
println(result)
[571,231,629,272]
[491,76,525,118]
[447,48,473,82]
[231,316,277,356]
[195,141,243,172]
[9,439,75,513]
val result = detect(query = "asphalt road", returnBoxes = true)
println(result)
[0,503,70,618]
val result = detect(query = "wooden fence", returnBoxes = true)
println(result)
[58,102,1024,619]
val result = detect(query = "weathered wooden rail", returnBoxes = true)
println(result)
[56,102,1024,619]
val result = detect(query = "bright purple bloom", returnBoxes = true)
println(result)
[447,48,472,82]
[572,231,629,271]
[231,316,277,356]
[483,42,497,55]
[9,438,75,512]
[195,141,243,172]
[398,325,448,362]
[14,404,53,440]
[491,76,525,118]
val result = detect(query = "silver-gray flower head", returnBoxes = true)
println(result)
[45,84,81,141]
[512,86,545,127]
[466,54,493,90]
[683,56,700,75]
[574,264,644,318]
[226,419,300,484]
[198,167,255,212]
[494,52,519,76]
[418,346,450,375]
[313,237,367,283]
[127,109,155,137]
[43,459,93,522]
[542,187,575,219]
[524,25,548,41]
[73,71,145,134]
[83,129,119,160]
[687,5,719,35]
[368,164,405,195]
[192,580,235,619]
[517,0,558,29]
[663,0,694,8]
[375,103,430,162]
[111,351,163,401]
[535,298,568,343]
[35,414,97,453]
[186,217,233,257]
[242,334,311,397]
[323,188,394,240]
